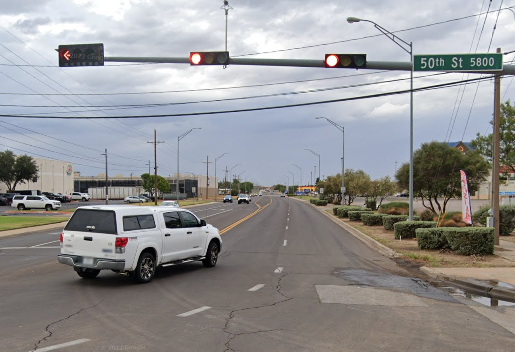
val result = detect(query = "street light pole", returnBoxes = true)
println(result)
[305,149,320,182]
[288,171,294,196]
[292,164,302,188]
[176,127,201,202]
[229,164,240,195]
[347,16,414,220]
[283,175,289,195]
[214,153,228,201]
[316,116,345,203]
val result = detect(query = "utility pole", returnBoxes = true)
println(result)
[101,149,108,204]
[491,47,502,245]
[202,156,213,200]
[147,129,164,205]
[214,153,227,201]
[225,166,228,194]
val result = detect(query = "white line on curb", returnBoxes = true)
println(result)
[283,240,287,246]
[28,338,90,352]
[177,306,211,317]
[248,284,265,291]
[274,267,284,273]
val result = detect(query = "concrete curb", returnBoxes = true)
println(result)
[420,266,515,302]
[291,198,399,259]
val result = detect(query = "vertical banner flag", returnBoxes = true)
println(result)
[460,170,473,225]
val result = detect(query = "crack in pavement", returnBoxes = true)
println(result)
[32,301,102,351]
[223,274,292,352]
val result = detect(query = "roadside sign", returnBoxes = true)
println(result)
[58,43,104,67]
[414,53,503,72]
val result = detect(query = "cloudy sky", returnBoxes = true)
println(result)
[1,0,514,187]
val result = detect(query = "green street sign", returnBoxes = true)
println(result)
[414,53,503,72]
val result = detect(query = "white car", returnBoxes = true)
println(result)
[124,196,143,203]
[11,195,61,211]
[237,194,251,204]
[58,205,222,283]
[70,192,90,201]
[160,201,179,207]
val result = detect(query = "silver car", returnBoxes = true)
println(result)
[160,201,179,207]
[124,196,144,203]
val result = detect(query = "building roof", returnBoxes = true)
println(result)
[447,141,474,151]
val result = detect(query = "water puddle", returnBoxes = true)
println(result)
[439,286,515,307]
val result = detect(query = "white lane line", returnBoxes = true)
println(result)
[31,240,59,247]
[28,338,90,352]
[283,240,287,246]
[177,306,211,317]
[248,284,265,292]
[285,226,288,230]
[274,267,284,273]
[0,246,60,250]
[202,209,233,218]
[49,232,61,235]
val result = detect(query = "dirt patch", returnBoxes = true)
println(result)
[340,218,515,269]
[501,235,515,243]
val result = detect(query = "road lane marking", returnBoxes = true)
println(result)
[283,240,287,246]
[28,338,91,352]
[0,246,60,250]
[219,198,273,235]
[248,284,265,292]
[177,306,211,317]
[31,240,59,247]
[202,209,233,218]
[274,267,283,273]
[49,232,61,235]
[285,226,288,230]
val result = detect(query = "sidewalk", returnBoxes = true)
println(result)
[294,197,515,302]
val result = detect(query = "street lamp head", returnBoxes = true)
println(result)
[194,127,202,130]
[347,16,362,23]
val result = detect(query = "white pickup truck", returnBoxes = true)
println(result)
[70,192,91,201]
[58,205,222,283]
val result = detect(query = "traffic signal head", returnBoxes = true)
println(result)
[325,54,366,69]
[190,51,230,65]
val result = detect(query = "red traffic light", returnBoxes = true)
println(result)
[189,51,230,65]
[325,54,339,67]
[325,54,367,69]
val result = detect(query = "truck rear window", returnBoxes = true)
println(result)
[65,209,117,234]
[123,215,156,231]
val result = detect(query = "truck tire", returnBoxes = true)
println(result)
[82,197,87,201]
[202,241,219,268]
[134,252,156,284]
[76,267,100,279]
[45,205,52,211]
[17,204,25,210]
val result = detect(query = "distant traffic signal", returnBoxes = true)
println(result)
[325,54,366,69]
[190,51,230,65]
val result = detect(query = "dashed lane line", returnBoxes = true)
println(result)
[219,197,272,235]
[274,267,284,273]
[30,240,59,247]
[177,306,211,317]
[248,284,265,292]
[283,240,287,246]
[28,338,91,352]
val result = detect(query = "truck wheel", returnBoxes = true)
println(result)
[45,205,52,211]
[82,197,87,201]
[76,268,100,279]
[202,241,219,268]
[134,252,156,284]
[17,204,25,210]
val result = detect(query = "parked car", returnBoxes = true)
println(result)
[124,196,144,203]
[223,195,233,203]
[11,195,61,211]
[0,195,8,206]
[160,201,179,208]
[237,194,250,204]
[58,205,222,283]
[57,193,71,202]
[42,192,56,200]
[70,192,91,201]
[0,193,18,205]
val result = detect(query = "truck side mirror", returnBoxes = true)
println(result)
[200,220,206,227]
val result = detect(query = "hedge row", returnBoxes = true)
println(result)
[348,210,373,221]
[310,199,328,206]
[393,221,437,239]
[336,206,365,218]
[378,202,410,215]
[416,227,494,255]
[382,215,420,230]
[361,213,387,226]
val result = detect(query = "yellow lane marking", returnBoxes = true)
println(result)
[219,197,273,235]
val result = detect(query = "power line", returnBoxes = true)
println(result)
[0,76,495,119]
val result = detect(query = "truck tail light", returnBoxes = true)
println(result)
[115,237,128,253]
[60,232,63,242]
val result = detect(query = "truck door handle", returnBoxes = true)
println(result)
[165,233,170,237]
[84,236,93,241]
[187,231,192,234]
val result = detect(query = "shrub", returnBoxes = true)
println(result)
[365,200,377,210]
[419,209,435,221]
[361,213,386,226]
[416,228,449,250]
[441,219,466,227]
[393,221,437,239]
[337,206,363,218]
[451,213,463,222]
[315,200,328,206]
[333,206,341,215]
[446,228,495,255]
[383,215,421,230]
[379,202,409,215]
[472,204,490,226]
[348,210,373,221]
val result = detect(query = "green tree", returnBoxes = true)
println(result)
[0,150,38,192]
[274,184,286,193]
[366,176,398,208]
[240,181,254,194]
[343,169,371,205]
[470,100,515,175]
[396,141,489,214]
[141,173,170,196]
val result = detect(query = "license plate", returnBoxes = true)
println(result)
[83,257,94,265]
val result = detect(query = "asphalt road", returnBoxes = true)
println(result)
[1,196,514,352]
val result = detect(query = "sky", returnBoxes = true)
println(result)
[1,0,514,188]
